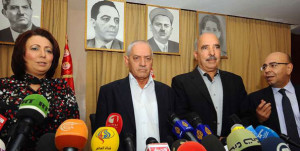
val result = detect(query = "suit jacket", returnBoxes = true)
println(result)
[0,24,38,42]
[87,38,123,49]
[148,37,179,53]
[95,76,175,151]
[247,85,300,134]
[171,68,247,136]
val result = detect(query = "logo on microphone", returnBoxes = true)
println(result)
[196,129,203,140]
[181,121,188,127]
[205,127,212,135]
[59,122,81,131]
[96,129,116,143]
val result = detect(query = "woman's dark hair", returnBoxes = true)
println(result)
[199,15,223,45]
[11,28,60,79]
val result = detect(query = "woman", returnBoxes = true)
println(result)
[0,28,79,150]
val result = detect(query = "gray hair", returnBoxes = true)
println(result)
[126,40,153,56]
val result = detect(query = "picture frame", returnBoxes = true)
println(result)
[197,12,227,58]
[146,5,180,55]
[85,0,125,52]
[0,0,43,45]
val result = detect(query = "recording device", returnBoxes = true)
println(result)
[255,125,279,142]
[0,139,5,151]
[55,119,88,151]
[0,114,7,131]
[184,112,212,142]
[177,141,207,151]
[36,133,58,151]
[169,113,198,142]
[227,125,262,151]
[279,134,300,148]
[145,137,170,151]
[171,139,188,151]
[201,134,225,151]
[6,94,49,151]
[91,127,119,151]
[261,137,291,151]
[123,133,135,151]
[105,113,123,134]
[245,125,258,138]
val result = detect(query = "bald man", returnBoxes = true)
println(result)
[172,33,247,137]
[247,52,300,150]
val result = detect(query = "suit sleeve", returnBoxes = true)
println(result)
[95,86,109,133]
[171,76,190,116]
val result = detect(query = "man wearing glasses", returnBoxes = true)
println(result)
[247,52,300,150]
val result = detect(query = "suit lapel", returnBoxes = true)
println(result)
[118,76,136,129]
[154,81,164,137]
[190,68,214,106]
[293,85,300,112]
[265,86,280,131]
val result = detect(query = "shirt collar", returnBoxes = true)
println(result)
[129,72,153,89]
[10,24,32,41]
[197,66,219,77]
[153,38,168,52]
[272,80,294,94]
[95,38,113,49]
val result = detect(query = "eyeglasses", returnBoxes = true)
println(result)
[260,62,289,71]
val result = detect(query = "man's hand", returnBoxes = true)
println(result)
[256,99,271,123]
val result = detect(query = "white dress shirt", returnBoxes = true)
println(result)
[95,38,113,48]
[154,38,168,52]
[129,73,160,151]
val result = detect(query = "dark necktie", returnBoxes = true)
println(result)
[278,89,300,144]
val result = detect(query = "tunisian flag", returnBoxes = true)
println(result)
[61,34,75,92]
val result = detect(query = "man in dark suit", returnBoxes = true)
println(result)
[87,1,123,50]
[148,7,179,53]
[247,52,300,150]
[95,40,175,151]
[172,33,247,137]
[0,0,38,42]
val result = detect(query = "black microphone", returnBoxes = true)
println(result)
[124,133,135,151]
[169,113,199,142]
[7,94,49,151]
[36,133,58,151]
[201,134,225,151]
[280,134,300,148]
[146,137,158,145]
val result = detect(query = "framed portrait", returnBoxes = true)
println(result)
[146,5,180,55]
[197,12,227,58]
[0,0,43,45]
[85,0,125,52]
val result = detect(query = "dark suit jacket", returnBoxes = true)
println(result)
[0,24,38,42]
[95,76,175,151]
[87,38,123,49]
[171,68,247,136]
[247,85,300,134]
[148,37,179,53]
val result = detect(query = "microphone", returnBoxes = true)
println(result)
[261,137,291,151]
[55,119,88,151]
[105,113,123,134]
[171,139,188,151]
[201,134,226,151]
[184,112,212,142]
[123,133,135,151]
[169,113,198,142]
[0,114,7,131]
[279,134,300,148]
[245,125,259,138]
[145,137,170,151]
[7,94,49,151]
[255,125,279,142]
[177,141,207,151]
[91,127,119,151]
[36,133,58,151]
[0,139,5,151]
[227,125,262,151]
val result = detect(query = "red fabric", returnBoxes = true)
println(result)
[61,35,75,92]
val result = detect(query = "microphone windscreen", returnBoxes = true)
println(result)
[105,113,123,134]
[36,133,58,151]
[183,112,203,128]
[201,135,225,151]
[146,137,159,145]
[227,129,261,151]
[246,125,258,138]
[0,114,7,131]
[17,94,49,124]
[177,141,207,151]
[261,137,291,151]
[171,139,188,151]
[0,139,5,151]
[255,125,279,142]
[55,119,88,150]
[91,127,119,151]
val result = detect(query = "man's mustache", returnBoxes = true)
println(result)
[206,56,217,61]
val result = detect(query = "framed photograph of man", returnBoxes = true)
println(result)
[85,0,125,52]
[0,0,42,45]
[197,12,227,58]
[146,5,180,55]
